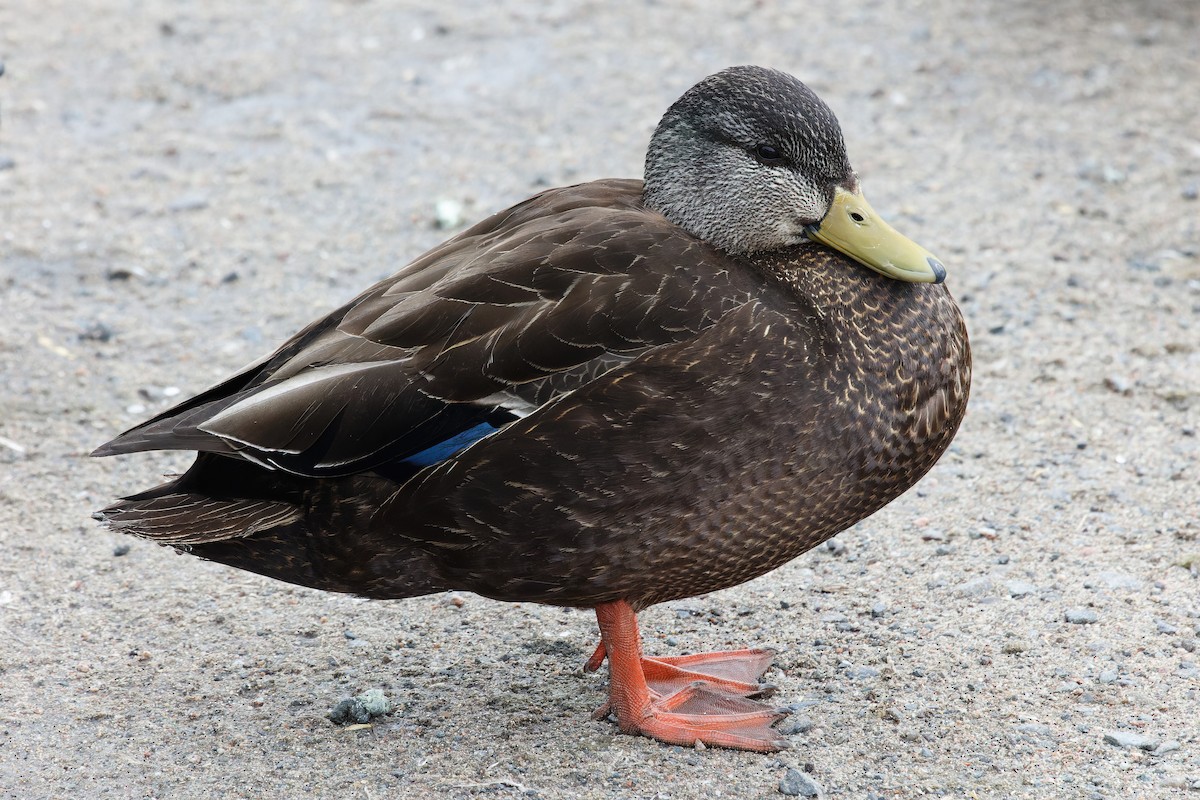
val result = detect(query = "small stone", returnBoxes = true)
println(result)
[1183,183,1199,201]
[168,193,210,213]
[78,321,115,342]
[778,716,814,736]
[844,664,880,680]
[1103,731,1159,751]
[328,698,369,725]
[1103,375,1132,394]
[1002,640,1030,654]
[358,689,391,717]
[824,539,846,556]
[0,155,14,171]
[112,544,131,557]
[1155,619,1178,634]
[1017,723,1053,736]
[434,198,464,229]
[1096,572,1142,590]
[778,767,820,797]
[1006,580,1036,598]
[1154,740,1181,755]
[1098,669,1118,684]
[957,577,994,598]
[870,601,888,618]
[328,689,391,724]
[1065,609,1099,625]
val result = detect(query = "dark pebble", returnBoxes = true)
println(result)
[167,193,210,213]
[0,155,14,171]
[328,698,370,725]
[778,767,820,797]
[1183,183,1198,201]
[79,321,115,342]
[777,716,814,736]
[1066,609,1099,625]
[112,544,131,557]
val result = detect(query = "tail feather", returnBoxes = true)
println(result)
[96,494,303,545]
[96,454,448,599]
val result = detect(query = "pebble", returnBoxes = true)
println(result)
[778,716,814,736]
[1065,609,1099,625]
[1155,619,1177,634]
[1103,375,1132,395]
[167,193,210,213]
[842,664,880,680]
[1095,572,1142,591]
[328,698,371,725]
[1103,731,1159,751]
[0,155,14,171]
[957,576,994,598]
[778,767,820,797]
[112,544,131,557]
[1006,580,1036,598]
[328,688,392,724]
[1154,740,1181,755]
[434,198,465,229]
[78,321,115,342]
[1098,669,1118,684]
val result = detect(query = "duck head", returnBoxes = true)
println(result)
[644,65,945,284]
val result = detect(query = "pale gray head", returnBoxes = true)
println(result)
[644,66,856,255]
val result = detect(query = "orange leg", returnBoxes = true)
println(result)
[584,641,777,698]
[592,600,788,752]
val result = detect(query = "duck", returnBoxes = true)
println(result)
[94,65,971,753]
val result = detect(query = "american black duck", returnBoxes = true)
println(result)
[94,65,970,752]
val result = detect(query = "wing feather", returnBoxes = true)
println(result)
[94,180,758,476]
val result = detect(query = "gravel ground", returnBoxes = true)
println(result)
[2,1,1199,798]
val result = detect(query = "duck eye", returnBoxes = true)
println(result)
[753,143,785,165]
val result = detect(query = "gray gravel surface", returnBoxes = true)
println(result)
[2,1,1199,798]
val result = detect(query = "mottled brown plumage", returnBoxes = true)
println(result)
[94,66,971,752]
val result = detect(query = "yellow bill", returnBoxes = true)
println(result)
[805,186,946,284]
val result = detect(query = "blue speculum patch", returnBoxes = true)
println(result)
[402,422,499,467]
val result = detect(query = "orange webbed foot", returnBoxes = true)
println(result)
[590,601,790,752]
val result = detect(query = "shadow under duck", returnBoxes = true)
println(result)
[94,66,970,752]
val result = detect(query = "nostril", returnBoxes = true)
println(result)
[849,211,865,223]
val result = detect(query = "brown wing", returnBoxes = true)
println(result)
[93,179,757,476]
